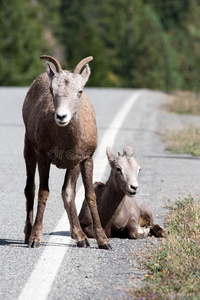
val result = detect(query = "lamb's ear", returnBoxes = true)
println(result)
[123,146,133,157]
[46,62,55,78]
[106,147,117,165]
[81,64,91,84]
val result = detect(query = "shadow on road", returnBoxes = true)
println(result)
[0,237,78,248]
[48,230,71,237]
[0,238,25,247]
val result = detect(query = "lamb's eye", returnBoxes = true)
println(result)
[116,167,122,174]
[78,90,83,97]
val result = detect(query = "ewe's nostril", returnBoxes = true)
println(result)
[55,110,71,126]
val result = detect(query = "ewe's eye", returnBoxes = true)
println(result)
[77,90,83,97]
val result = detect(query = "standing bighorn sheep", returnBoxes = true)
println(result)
[22,55,110,249]
[79,146,166,239]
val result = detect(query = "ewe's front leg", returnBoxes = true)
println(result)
[62,165,90,247]
[80,157,111,250]
[28,156,50,248]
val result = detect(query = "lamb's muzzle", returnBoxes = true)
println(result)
[128,184,138,196]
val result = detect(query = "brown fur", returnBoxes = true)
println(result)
[79,146,167,239]
[23,56,110,249]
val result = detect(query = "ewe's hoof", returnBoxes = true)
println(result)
[24,237,29,244]
[98,243,112,250]
[77,239,90,247]
[28,240,40,248]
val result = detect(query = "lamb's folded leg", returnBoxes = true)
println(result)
[127,219,150,239]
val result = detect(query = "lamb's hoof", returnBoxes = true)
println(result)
[77,239,90,247]
[98,243,112,250]
[28,240,40,248]
[152,225,167,238]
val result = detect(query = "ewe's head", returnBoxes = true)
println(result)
[106,146,141,197]
[40,55,93,127]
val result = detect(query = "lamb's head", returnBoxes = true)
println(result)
[106,146,141,197]
[40,55,93,127]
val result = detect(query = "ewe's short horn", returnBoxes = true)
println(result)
[40,55,63,73]
[73,56,93,74]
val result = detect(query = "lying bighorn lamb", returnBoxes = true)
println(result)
[23,55,110,249]
[79,146,166,239]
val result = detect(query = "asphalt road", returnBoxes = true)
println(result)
[0,87,200,300]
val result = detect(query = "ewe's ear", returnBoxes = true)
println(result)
[106,147,117,165]
[81,64,91,84]
[123,146,133,157]
[46,63,55,78]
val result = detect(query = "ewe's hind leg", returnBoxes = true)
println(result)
[62,165,90,247]
[127,219,150,239]
[24,137,37,244]
[80,157,111,249]
[28,155,50,248]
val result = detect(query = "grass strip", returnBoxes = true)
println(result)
[162,127,200,156]
[129,195,200,300]
[165,91,200,115]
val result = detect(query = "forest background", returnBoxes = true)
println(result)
[1,0,200,91]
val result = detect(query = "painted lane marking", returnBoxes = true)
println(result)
[18,90,142,300]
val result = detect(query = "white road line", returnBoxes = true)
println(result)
[18,90,142,300]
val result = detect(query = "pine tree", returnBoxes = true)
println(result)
[94,0,181,89]
[127,1,181,89]
[0,0,49,86]
[143,0,190,30]
[59,0,110,86]
[144,0,200,90]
